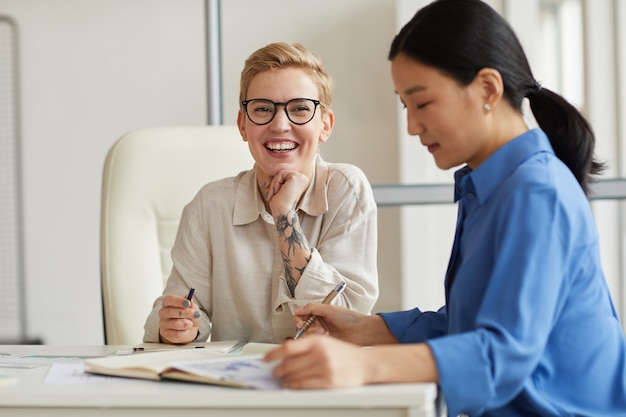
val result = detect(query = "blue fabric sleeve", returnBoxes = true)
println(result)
[379,307,447,343]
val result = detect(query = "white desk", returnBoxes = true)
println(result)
[0,345,441,417]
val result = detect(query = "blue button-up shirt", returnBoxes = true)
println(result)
[380,129,626,416]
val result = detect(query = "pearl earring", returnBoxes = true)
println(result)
[484,103,492,111]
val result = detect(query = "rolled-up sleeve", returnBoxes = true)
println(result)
[279,162,379,315]
[379,307,447,343]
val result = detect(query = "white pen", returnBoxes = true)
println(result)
[294,281,346,339]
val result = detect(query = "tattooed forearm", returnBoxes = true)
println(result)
[282,251,298,296]
[276,210,306,255]
[276,208,311,297]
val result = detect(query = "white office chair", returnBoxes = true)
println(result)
[100,126,254,345]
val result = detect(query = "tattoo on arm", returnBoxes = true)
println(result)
[281,251,298,296]
[276,208,311,297]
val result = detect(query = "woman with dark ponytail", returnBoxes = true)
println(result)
[265,1,626,416]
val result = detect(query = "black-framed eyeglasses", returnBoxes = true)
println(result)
[241,98,321,126]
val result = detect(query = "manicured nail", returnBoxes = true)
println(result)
[183,300,190,308]
[194,311,201,318]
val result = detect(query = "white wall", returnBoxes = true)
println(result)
[0,0,207,344]
[618,0,626,321]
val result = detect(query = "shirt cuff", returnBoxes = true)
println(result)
[427,332,495,416]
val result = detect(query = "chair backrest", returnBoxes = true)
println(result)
[100,126,254,345]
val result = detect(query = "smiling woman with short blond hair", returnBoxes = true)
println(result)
[143,42,379,346]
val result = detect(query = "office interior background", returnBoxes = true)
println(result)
[0,0,624,345]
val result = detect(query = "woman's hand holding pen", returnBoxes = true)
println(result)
[158,288,201,344]
[292,303,396,346]
[266,335,373,389]
[266,303,400,388]
[266,333,440,390]
[265,305,436,390]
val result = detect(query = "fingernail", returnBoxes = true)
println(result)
[194,311,201,318]
[183,300,190,308]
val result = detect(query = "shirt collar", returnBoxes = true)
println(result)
[233,154,329,225]
[453,129,553,203]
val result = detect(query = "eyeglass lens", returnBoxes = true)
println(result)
[243,98,319,125]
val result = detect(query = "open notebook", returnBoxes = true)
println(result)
[84,342,281,389]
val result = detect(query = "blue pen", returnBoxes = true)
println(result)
[294,281,346,339]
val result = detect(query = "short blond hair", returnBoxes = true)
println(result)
[239,42,333,112]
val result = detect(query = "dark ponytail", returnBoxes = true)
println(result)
[528,87,604,194]
[389,0,605,195]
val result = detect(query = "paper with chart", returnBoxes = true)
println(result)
[168,354,281,390]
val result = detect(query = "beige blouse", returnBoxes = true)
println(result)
[143,155,379,343]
